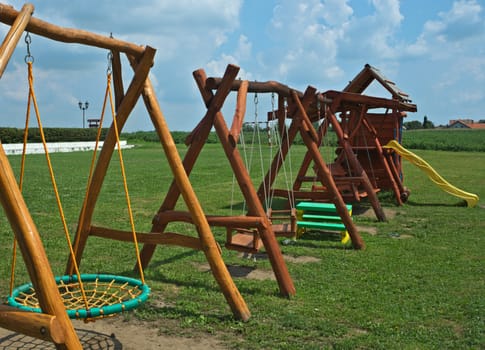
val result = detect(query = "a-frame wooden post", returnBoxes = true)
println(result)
[0,4,82,349]
[254,85,365,249]
[324,97,386,221]
[0,2,250,330]
[138,64,296,298]
[289,88,365,249]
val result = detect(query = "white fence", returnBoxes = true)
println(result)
[2,141,134,155]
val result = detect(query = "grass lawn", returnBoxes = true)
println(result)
[0,142,483,349]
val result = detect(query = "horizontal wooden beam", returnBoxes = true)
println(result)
[0,305,65,344]
[324,90,417,112]
[0,3,34,78]
[0,3,145,57]
[90,226,203,250]
[154,210,265,228]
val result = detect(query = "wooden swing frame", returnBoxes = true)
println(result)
[195,72,365,249]
[0,4,249,350]
[137,64,296,298]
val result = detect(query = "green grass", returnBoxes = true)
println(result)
[0,140,484,349]
[402,129,485,152]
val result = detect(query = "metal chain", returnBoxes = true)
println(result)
[107,51,113,75]
[24,32,34,64]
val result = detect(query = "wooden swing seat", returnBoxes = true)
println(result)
[225,228,263,254]
[268,208,297,238]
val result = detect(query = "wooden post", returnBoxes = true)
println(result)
[229,80,249,146]
[291,89,365,250]
[110,50,125,110]
[0,145,82,349]
[0,4,81,349]
[326,100,387,222]
[0,305,66,345]
[213,109,297,296]
[67,46,156,274]
[0,3,34,77]
[361,116,403,205]
[0,3,145,58]
[256,97,301,202]
[137,64,241,269]
[135,67,251,321]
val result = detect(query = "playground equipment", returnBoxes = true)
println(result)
[295,202,352,244]
[7,28,151,323]
[384,140,479,207]
[137,64,296,297]
[186,71,365,250]
[294,64,417,212]
[0,4,249,349]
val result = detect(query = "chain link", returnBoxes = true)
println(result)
[254,93,259,120]
[107,51,113,75]
[24,32,34,64]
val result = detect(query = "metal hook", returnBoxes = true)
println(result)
[24,32,34,64]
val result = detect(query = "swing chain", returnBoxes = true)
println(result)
[106,33,114,75]
[254,92,259,121]
[283,97,288,118]
[107,51,113,75]
[24,32,34,64]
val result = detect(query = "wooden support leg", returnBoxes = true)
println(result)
[361,117,403,205]
[0,4,34,77]
[136,70,251,321]
[195,65,296,297]
[67,47,156,275]
[0,144,82,349]
[0,305,66,345]
[292,89,365,250]
[326,105,386,222]
[0,6,81,348]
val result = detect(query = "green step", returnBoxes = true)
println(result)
[297,221,346,231]
[302,213,342,221]
[296,201,352,214]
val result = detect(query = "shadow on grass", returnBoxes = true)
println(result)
[405,199,467,207]
[0,328,122,350]
[285,230,353,250]
[139,251,279,298]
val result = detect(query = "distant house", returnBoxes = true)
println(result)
[449,120,485,129]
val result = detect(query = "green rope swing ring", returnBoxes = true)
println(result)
[7,274,150,319]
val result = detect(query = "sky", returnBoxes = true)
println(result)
[0,0,484,132]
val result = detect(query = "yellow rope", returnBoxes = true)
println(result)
[25,61,91,311]
[10,51,146,316]
[106,73,145,284]
[8,74,33,296]
[74,69,145,284]
[71,73,110,263]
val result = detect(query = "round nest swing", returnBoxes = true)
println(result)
[7,274,150,319]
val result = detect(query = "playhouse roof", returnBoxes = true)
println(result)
[344,64,414,105]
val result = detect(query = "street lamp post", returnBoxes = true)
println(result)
[78,101,89,128]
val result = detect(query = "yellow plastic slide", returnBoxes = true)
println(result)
[383,140,479,208]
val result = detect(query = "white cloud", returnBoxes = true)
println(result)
[2,1,485,130]
[408,0,485,59]
[266,0,354,86]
